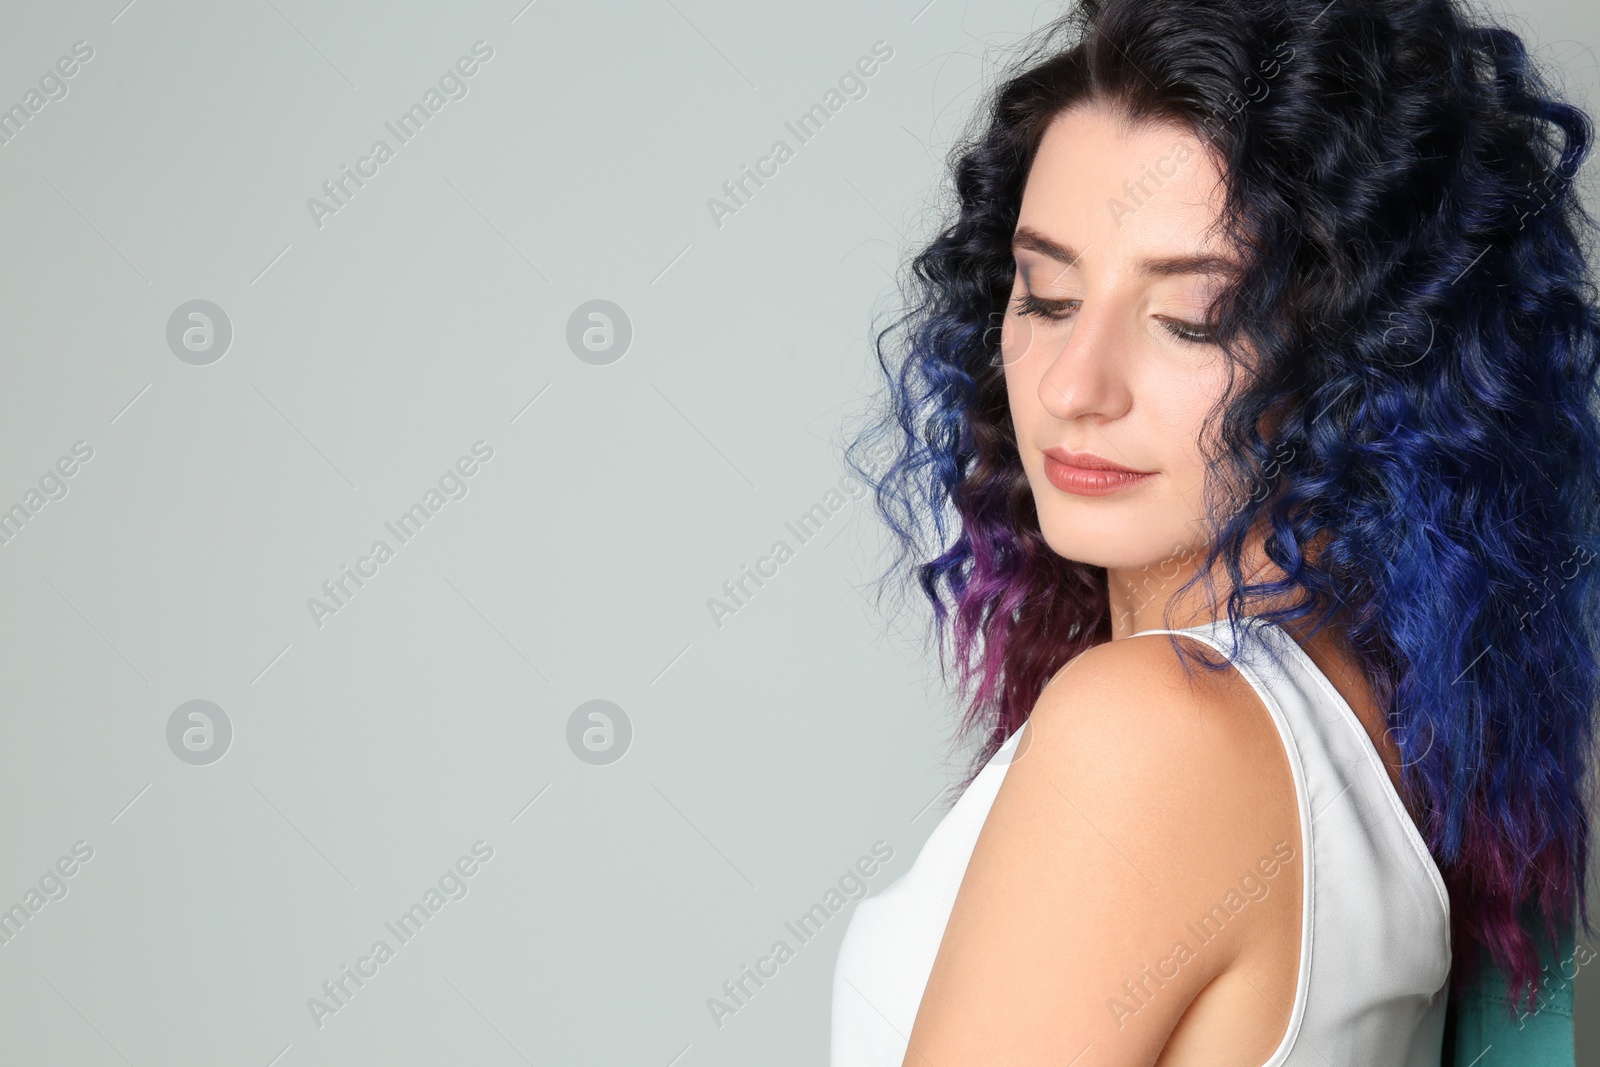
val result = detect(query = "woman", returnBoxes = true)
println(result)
[833,0,1598,1063]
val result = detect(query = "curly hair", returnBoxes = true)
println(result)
[845,0,1600,1017]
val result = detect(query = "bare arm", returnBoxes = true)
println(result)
[902,634,1302,1066]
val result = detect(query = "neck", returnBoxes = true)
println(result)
[1105,525,1298,639]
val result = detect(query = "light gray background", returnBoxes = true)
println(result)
[0,1,1593,1064]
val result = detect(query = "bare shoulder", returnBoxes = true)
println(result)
[1027,630,1286,779]
[905,633,1304,1064]
[1021,632,1301,927]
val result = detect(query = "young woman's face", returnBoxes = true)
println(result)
[1001,102,1240,575]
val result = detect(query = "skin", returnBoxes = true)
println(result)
[901,101,1410,1065]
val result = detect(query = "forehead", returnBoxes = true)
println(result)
[1018,102,1230,266]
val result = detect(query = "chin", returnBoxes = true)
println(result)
[1035,501,1194,573]
[1041,532,1158,571]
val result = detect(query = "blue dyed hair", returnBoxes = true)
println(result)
[846,0,1600,1014]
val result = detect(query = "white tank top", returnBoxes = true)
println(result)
[830,616,1453,1066]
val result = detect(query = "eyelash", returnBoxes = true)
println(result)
[1011,292,1217,345]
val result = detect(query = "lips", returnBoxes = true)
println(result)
[1040,447,1155,496]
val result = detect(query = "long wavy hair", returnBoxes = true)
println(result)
[846,0,1600,1016]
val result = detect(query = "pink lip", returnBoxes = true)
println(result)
[1041,448,1155,496]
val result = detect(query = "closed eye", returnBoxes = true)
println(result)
[1012,292,1077,321]
[1156,316,1217,344]
[1013,293,1217,345]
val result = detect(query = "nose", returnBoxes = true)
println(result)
[1032,299,1134,424]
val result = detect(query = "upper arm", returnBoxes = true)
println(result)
[903,634,1301,1066]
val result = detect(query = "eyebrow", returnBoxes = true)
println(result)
[1012,226,1242,279]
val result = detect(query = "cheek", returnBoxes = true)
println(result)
[1000,320,1039,416]
[1141,359,1230,480]
[998,306,1037,369]
[1000,311,1065,416]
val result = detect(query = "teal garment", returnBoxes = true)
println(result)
[1442,920,1580,1066]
